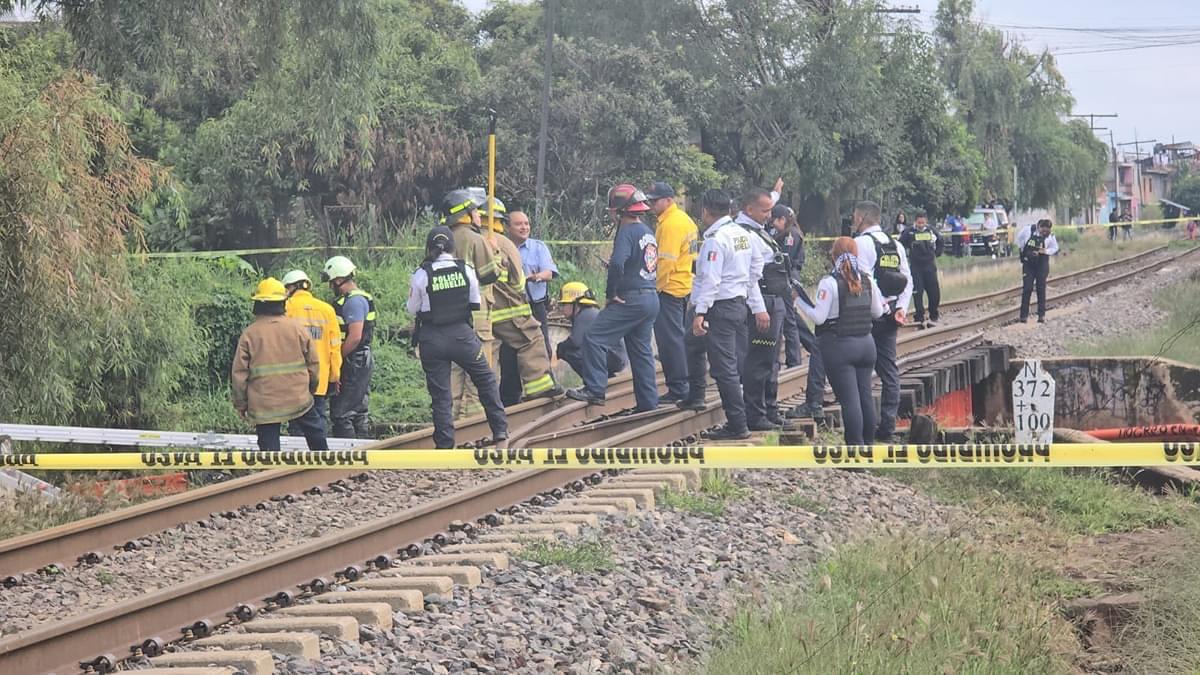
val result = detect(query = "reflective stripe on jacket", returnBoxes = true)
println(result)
[231,315,320,425]
[489,233,533,325]
[285,290,342,396]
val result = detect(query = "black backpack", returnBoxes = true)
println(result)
[869,232,908,297]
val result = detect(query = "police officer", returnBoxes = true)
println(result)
[769,205,826,422]
[555,282,627,379]
[407,227,507,448]
[441,189,501,418]
[481,197,561,406]
[853,201,912,441]
[1017,218,1059,323]
[899,210,944,328]
[738,188,787,431]
[679,189,767,440]
[565,184,660,412]
[321,255,376,439]
[793,237,886,445]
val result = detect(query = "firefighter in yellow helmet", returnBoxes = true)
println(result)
[441,189,501,418]
[480,195,563,406]
[231,278,327,451]
[555,282,627,380]
[321,255,376,439]
[282,269,342,431]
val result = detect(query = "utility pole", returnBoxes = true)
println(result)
[1069,113,1118,224]
[534,0,555,225]
[1118,133,1157,219]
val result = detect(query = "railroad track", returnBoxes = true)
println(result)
[0,242,1195,673]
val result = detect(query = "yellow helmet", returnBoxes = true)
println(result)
[559,281,598,307]
[251,277,288,302]
[482,196,508,233]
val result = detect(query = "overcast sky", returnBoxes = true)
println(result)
[459,0,1200,152]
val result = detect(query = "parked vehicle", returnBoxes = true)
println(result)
[964,207,1011,257]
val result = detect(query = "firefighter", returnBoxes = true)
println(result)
[282,269,342,430]
[441,189,501,418]
[565,184,660,412]
[555,281,627,379]
[232,278,328,451]
[738,188,788,430]
[1017,218,1059,323]
[481,196,562,406]
[899,211,944,328]
[853,201,912,441]
[321,255,376,439]
[407,227,507,448]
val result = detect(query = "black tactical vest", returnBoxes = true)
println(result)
[334,289,377,349]
[743,225,792,297]
[869,232,908,296]
[419,260,471,326]
[835,275,874,337]
[1021,227,1045,263]
[909,229,937,264]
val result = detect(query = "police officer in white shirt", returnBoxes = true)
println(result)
[795,236,886,445]
[853,200,912,441]
[1016,218,1059,323]
[407,226,507,448]
[678,189,768,440]
[736,187,788,431]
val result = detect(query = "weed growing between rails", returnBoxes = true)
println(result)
[517,539,616,573]
[659,470,749,517]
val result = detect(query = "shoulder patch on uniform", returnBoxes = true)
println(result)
[707,250,718,261]
[818,288,828,301]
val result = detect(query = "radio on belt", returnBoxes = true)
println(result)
[1012,360,1056,444]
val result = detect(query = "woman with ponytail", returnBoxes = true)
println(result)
[794,237,886,445]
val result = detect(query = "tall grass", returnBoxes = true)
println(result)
[703,534,1076,674]
[1068,274,1200,367]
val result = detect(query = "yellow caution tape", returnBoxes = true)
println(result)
[805,215,1197,243]
[3,443,1199,470]
[132,241,612,259]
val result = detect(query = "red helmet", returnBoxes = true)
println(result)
[607,183,650,213]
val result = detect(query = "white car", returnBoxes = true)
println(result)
[964,207,1012,257]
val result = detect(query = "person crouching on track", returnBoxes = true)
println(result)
[793,238,886,445]
[407,227,508,448]
[556,282,627,380]
[565,184,660,412]
[232,278,329,452]
[1017,218,1059,324]
[899,210,944,328]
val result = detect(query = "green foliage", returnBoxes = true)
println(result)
[703,534,1075,674]
[889,468,1184,535]
[1169,166,1200,214]
[1068,273,1200,367]
[517,539,615,572]
[660,470,748,517]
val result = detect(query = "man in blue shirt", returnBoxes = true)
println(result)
[565,184,660,411]
[506,209,557,357]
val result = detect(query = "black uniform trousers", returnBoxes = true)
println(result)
[531,297,552,358]
[1020,257,1049,320]
[911,263,941,323]
[818,332,877,445]
[654,292,691,399]
[742,295,785,425]
[871,317,900,437]
[499,344,521,407]
[419,322,507,449]
[686,299,749,432]
[781,302,826,408]
[331,347,373,439]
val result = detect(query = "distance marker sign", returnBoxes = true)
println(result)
[1013,360,1056,444]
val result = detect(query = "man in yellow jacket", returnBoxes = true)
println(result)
[232,278,327,451]
[646,181,697,403]
[282,269,342,431]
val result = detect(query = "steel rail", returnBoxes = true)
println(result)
[935,244,1167,312]
[0,369,657,576]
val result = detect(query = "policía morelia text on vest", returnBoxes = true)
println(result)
[419,261,471,325]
